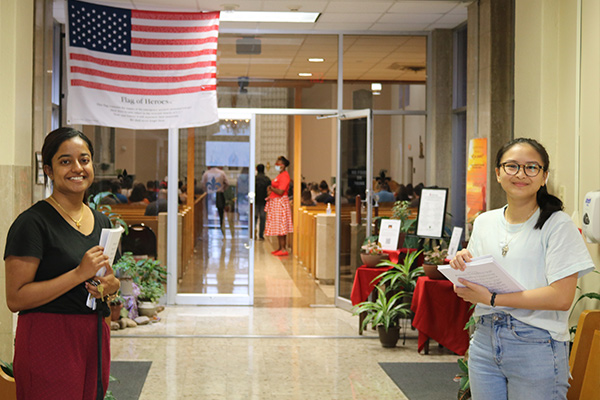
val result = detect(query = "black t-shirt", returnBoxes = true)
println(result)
[255,173,271,206]
[4,201,112,315]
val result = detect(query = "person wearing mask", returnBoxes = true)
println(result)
[4,127,120,399]
[449,138,594,399]
[254,164,271,240]
[264,156,293,256]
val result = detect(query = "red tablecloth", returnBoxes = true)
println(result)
[411,276,473,356]
[350,265,394,306]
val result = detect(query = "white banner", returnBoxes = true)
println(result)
[65,0,219,129]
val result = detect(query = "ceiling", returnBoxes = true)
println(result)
[54,0,469,83]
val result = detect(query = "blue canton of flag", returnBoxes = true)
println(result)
[69,0,132,55]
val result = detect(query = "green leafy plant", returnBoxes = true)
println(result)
[113,252,167,303]
[138,280,166,303]
[424,245,449,265]
[455,357,470,400]
[88,191,128,234]
[0,358,13,378]
[392,200,416,233]
[374,249,424,293]
[352,285,411,332]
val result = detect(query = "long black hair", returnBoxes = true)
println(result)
[495,137,563,229]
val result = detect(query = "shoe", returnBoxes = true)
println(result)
[271,249,280,254]
[273,250,288,256]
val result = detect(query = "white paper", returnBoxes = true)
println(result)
[447,227,464,258]
[416,188,447,238]
[378,219,401,251]
[87,226,124,310]
[437,255,526,294]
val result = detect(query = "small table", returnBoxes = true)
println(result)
[411,276,473,356]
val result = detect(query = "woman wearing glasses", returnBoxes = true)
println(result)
[450,138,594,399]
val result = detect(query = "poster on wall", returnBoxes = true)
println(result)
[466,138,487,227]
[65,0,220,129]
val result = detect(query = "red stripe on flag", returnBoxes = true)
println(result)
[71,66,216,83]
[70,53,216,70]
[71,79,216,95]
[132,24,220,33]
[132,10,220,21]
[131,37,218,46]
[131,49,217,58]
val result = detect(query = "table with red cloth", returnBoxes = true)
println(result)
[410,276,473,355]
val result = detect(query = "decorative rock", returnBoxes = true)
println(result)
[110,321,120,331]
[118,319,127,329]
[134,316,150,325]
[123,317,137,327]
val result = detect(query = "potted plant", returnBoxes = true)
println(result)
[0,359,15,400]
[455,356,471,400]
[109,295,125,321]
[87,191,128,233]
[375,249,424,294]
[113,252,138,296]
[391,200,417,247]
[422,245,449,280]
[352,285,412,347]
[137,281,165,317]
[360,239,388,267]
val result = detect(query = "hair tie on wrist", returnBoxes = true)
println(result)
[490,292,497,307]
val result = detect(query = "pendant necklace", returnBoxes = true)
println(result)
[501,206,538,257]
[48,196,85,229]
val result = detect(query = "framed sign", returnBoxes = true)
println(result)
[416,187,448,239]
[378,219,401,251]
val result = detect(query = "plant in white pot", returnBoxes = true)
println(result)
[135,258,167,317]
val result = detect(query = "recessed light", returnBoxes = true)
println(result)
[298,73,312,77]
[371,83,382,91]
[372,92,381,96]
[220,11,320,23]
[308,58,324,63]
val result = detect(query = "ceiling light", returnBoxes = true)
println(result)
[220,11,320,23]
[371,83,382,91]
[298,73,312,77]
[308,58,324,63]
[372,92,381,96]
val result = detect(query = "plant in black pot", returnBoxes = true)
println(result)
[352,285,411,347]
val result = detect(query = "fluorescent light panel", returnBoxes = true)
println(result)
[220,11,320,23]
[308,58,324,62]
[298,73,312,77]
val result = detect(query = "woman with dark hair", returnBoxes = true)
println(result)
[128,182,150,205]
[450,138,594,399]
[264,156,293,256]
[4,127,120,399]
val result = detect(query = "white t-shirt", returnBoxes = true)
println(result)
[467,206,595,341]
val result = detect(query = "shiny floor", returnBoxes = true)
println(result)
[111,231,459,399]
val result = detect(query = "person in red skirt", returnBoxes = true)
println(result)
[4,127,121,400]
[264,156,294,256]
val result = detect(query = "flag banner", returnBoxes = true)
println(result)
[66,0,219,129]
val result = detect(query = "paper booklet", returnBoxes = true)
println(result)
[86,226,124,310]
[437,255,526,294]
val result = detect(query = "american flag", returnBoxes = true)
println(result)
[67,0,219,96]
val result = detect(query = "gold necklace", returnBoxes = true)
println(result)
[48,196,85,229]
[501,206,538,257]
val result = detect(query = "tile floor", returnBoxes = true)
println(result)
[110,235,459,399]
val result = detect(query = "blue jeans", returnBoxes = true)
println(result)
[469,313,569,400]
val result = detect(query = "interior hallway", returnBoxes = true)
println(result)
[110,235,460,399]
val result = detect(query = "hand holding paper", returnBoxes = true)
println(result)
[87,226,124,310]
[438,255,525,294]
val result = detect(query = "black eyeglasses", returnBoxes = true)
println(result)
[499,162,544,177]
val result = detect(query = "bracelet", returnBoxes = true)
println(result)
[490,292,497,307]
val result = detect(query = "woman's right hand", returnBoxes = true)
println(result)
[449,249,473,271]
[77,245,109,281]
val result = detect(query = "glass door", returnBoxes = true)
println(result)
[335,109,373,310]
[175,109,255,305]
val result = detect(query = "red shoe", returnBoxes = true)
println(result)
[271,249,280,254]
[273,250,288,256]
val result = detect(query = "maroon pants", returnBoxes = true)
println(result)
[14,312,110,400]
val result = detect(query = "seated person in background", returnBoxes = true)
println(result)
[301,189,316,206]
[395,184,410,201]
[145,180,158,202]
[129,182,150,205]
[315,180,335,204]
[145,189,168,216]
[410,183,424,207]
[110,179,127,203]
[309,183,320,202]
[344,189,356,204]
[375,182,395,203]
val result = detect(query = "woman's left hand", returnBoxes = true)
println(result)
[454,279,492,305]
